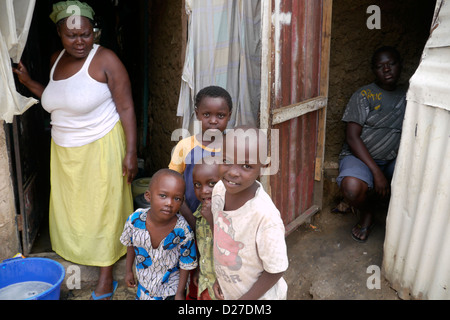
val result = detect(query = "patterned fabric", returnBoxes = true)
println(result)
[193,204,216,299]
[339,82,407,161]
[177,0,262,130]
[120,208,197,300]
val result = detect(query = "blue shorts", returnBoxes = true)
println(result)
[336,155,396,189]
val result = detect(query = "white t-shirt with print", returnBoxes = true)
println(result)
[212,180,289,300]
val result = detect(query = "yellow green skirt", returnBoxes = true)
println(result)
[49,121,133,267]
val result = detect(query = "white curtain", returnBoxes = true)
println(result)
[177,0,262,131]
[0,0,38,123]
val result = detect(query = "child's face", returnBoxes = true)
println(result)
[219,133,263,196]
[372,50,401,90]
[145,174,185,221]
[193,164,220,205]
[195,97,231,135]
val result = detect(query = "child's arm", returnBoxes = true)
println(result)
[176,269,190,300]
[125,246,136,288]
[180,201,196,230]
[200,202,214,234]
[213,279,224,300]
[239,271,284,300]
[192,266,200,287]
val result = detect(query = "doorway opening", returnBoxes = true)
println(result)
[323,0,437,206]
[12,0,152,254]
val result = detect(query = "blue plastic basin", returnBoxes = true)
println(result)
[0,258,65,300]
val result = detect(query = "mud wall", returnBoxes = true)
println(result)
[326,0,436,164]
[323,0,436,203]
[146,0,184,174]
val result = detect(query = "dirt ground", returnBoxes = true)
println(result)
[284,204,398,300]
[60,203,399,301]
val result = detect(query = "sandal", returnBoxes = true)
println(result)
[351,223,374,243]
[91,281,118,300]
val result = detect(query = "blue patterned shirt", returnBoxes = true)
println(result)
[120,208,197,299]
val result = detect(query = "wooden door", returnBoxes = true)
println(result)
[9,1,53,254]
[260,0,332,235]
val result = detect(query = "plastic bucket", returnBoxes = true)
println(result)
[0,258,65,300]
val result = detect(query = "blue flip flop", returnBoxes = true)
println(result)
[91,281,118,300]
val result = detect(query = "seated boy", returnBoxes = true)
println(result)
[120,169,197,300]
[336,46,407,242]
[212,126,289,300]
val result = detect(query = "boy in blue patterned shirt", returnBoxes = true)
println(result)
[120,169,197,300]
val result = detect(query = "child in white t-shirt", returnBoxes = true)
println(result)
[212,127,289,300]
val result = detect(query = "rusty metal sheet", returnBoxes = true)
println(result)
[272,0,322,109]
[272,111,318,225]
[269,0,324,226]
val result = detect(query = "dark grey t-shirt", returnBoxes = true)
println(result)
[339,83,407,161]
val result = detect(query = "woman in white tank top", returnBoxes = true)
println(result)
[13,1,137,300]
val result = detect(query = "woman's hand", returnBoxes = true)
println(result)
[12,61,45,98]
[123,152,138,184]
[12,61,32,85]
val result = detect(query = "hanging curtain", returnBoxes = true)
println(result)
[177,0,262,131]
[0,0,38,123]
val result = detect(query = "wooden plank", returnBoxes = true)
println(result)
[271,96,327,125]
[280,121,290,225]
[260,0,273,131]
[285,205,320,236]
[281,0,292,107]
[314,0,333,182]
[320,0,333,97]
[314,107,326,181]
[259,0,273,195]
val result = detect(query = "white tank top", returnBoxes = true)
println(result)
[41,44,120,147]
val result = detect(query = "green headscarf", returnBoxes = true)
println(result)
[49,1,95,24]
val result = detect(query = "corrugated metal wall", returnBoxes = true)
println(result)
[382,0,450,300]
[268,0,327,231]
[272,113,318,226]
